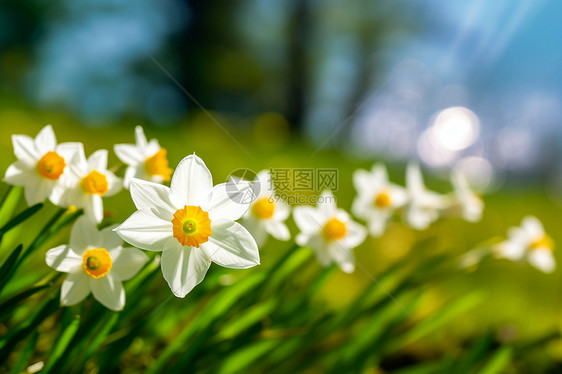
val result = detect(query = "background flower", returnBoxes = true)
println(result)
[45,216,148,311]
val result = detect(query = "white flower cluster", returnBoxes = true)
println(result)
[352,163,484,237]
[2,124,553,312]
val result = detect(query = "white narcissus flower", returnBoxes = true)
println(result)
[352,163,407,237]
[448,171,484,222]
[242,170,291,246]
[293,191,367,273]
[3,125,83,206]
[495,216,556,273]
[62,149,122,223]
[45,216,148,311]
[404,163,446,230]
[114,154,260,298]
[114,126,173,188]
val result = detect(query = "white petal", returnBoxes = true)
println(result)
[264,220,291,241]
[256,170,274,196]
[12,134,39,165]
[528,249,556,274]
[318,190,337,216]
[49,181,69,207]
[129,178,175,216]
[293,206,324,234]
[90,274,125,311]
[70,216,101,253]
[366,212,389,237]
[161,246,210,298]
[134,126,148,150]
[208,181,252,222]
[273,200,290,221]
[84,195,104,224]
[521,216,544,239]
[328,243,355,273]
[114,144,144,165]
[351,195,371,219]
[88,149,108,171]
[353,169,373,195]
[23,177,52,206]
[56,142,84,165]
[340,221,367,248]
[371,163,389,184]
[46,245,82,272]
[170,154,213,207]
[202,221,260,269]
[406,163,425,197]
[104,171,122,197]
[244,218,268,247]
[3,161,33,186]
[61,270,90,306]
[390,186,408,208]
[497,239,526,260]
[146,139,161,156]
[100,225,123,250]
[34,125,56,154]
[123,166,140,189]
[404,206,432,230]
[110,247,149,281]
[114,208,174,251]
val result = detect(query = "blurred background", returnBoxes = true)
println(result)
[1,0,562,371]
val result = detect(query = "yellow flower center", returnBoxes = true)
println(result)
[530,235,554,251]
[145,149,173,181]
[83,248,112,279]
[322,217,347,241]
[374,191,391,208]
[251,197,276,219]
[81,170,109,195]
[172,205,213,248]
[36,151,66,180]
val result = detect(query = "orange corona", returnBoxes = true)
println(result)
[36,151,66,180]
[83,248,112,279]
[172,205,213,248]
[145,149,173,181]
[322,218,347,241]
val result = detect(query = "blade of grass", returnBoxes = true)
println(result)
[9,331,39,374]
[41,313,81,374]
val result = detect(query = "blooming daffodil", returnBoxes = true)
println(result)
[352,163,407,237]
[293,191,367,273]
[45,216,148,311]
[114,154,260,298]
[114,126,173,188]
[446,171,484,222]
[404,163,446,230]
[62,149,122,223]
[495,216,556,273]
[242,170,291,246]
[3,125,83,206]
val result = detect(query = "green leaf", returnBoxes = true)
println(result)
[216,338,279,374]
[146,272,266,374]
[0,203,43,237]
[0,186,22,227]
[41,313,81,374]
[0,245,23,296]
[0,284,50,321]
[9,331,39,374]
[215,299,277,341]
[387,292,483,352]
[477,346,513,374]
[0,295,59,362]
